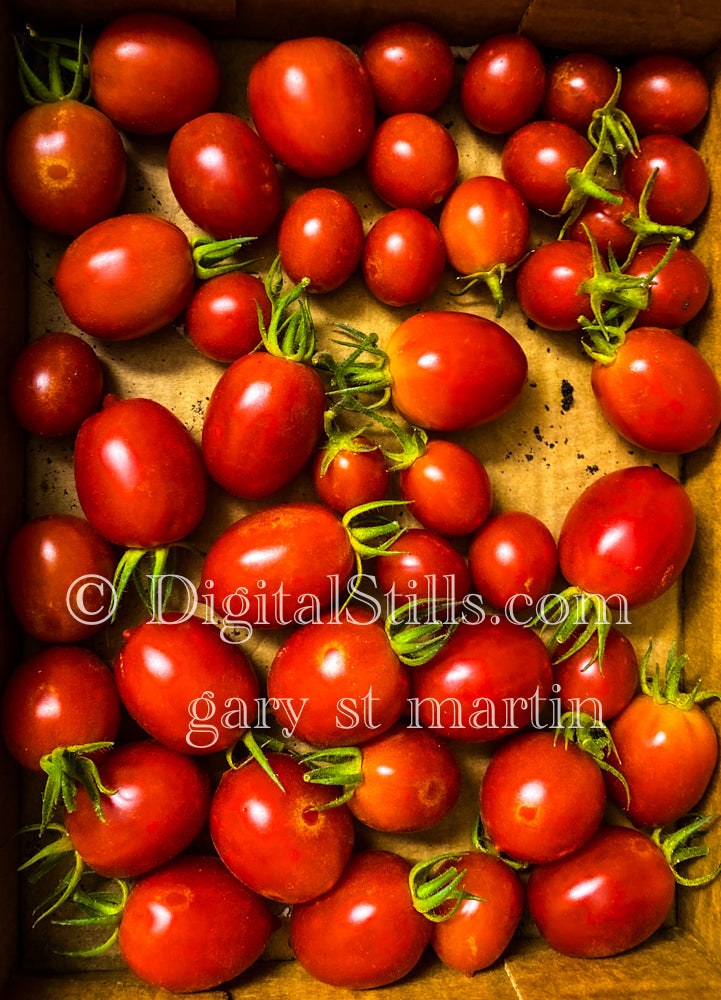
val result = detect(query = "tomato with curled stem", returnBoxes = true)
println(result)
[619,54,709,136]
[365,112,458,211]
[502,120,593,215]
[461,34,545,135]
[541,51,617,134]
[361,21,455,115]
[313,434,390,515]
[622,242,710,328]
[362,208,446,307]
[622,134,710,226]
[552,626,639,722]
[184,271,272,363]
[278,188,364,294]
[515,239,595,332]
[374,527,472,613]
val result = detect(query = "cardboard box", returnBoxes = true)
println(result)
[1,1,720,997]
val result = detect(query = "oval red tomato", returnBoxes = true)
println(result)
[619,54,709,136]
[365,112,458,211]
[184,271,272,363]
[502,120,593,215]
[461,34,546,135]
[622,242,710,328]
[312,436,390,514]
[361,21,455,115]
[278,188,365,293]
[552,625,639,722]
[362,208,446,307]
[541,51,617,134]
[621,134,710,227]
[515,239,595,332]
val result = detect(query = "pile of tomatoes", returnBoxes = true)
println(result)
[2,11,720,994]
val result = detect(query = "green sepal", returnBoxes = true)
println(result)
[586,68,640,171]
[38,742,116,834]
[532,586,614,667]
[451,263,509,318]
[316,411,378,478]
[639,642,721,710]
[260,254,316,362]
[652,814,721,887]
[620,168,695,268]
[385,598,461,666]
[14,26,90,105]
[470,813,530,871]
[409,853,484,922]
[314,324,392,408]
[225,730,286,792]
[191,234,258,280]
[18,823,85,925]
[52,880,129,958]
[300,747,362,811]
[554,710,630,805]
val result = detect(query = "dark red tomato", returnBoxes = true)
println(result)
[348,723,461,832]
[247,36,375,178]
[566,188,639,261]
[362,208,446,307]
[409,618,553,741]
[8,332,103,437]
[313,436,390,514]
[502,120,593,215]
[267,615,409,747]
[373,528,471,612]
[619,54,710,136]
[526,824,675,957]
[54,214,196,341]
[592,326,721,453]
[5,514,116,643]
[0,645,120,771]
[515,239,595,331]
[167,112,282,239]
[184,271,272,363]
[209,752,355,903]
[64,740,211,877]
[468,510,558,613]
[200,502,356,630]
[289,850,433,989]
[431,851,525,974]
[201,353,326,499]
[541,52,617,134]
[622,134,710,226]
[480,731,606,864]
[365,112,458,211]
[558,465,696,610]
[361,21,455,115]
[386,311,528,431]
[74,395,207,549]
[119,855,275,993]
[552,626,639,722]
[114,613,260,754]
[461,34,545,135]
[89,12,222,135]
[623,242,710,328]
[4,101,126,236]
[278,188,364,293]
[399,439,493,538]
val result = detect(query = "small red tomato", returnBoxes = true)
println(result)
[623,242,710,328]
[566,188,639,261]
[622,134,710,226]
[461,34,545,135]
[502,120,593,215]
[374,527,472,611]
[515,239,595,332]
[365,112,458,211]
[362,208,446,307]
[619,54,710,136]
[278,188,364,293]
[541,52,618,134]
[184,271,272,363]
[361,21,455,115]
[552,626,639,722]
[399,439,493,537]
[313,436,390,514]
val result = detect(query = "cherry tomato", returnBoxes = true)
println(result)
[541,52,617,134]
[0,645,121,771]
[289,850,433,989]
[8,332,103,437]
[552,626,639,722]
[247,36,375,178]
[515,239,595,331]
[184,271,272,363]
[312,436,390,514]
[373,527,472,612]
[74,395,207,549]
[4,101,126,236]
[502,120,593,215]
[622,242,710,328]
[89,12,222,135]
[590,326,721,454]
[118,855,275,993]
[621,134,710,226]
[399,439,493,537]
[278,188,364,293]
[619,54,710,136]
[461,34,545,135]
[365,112,458,211]
[5,514,117,644]
[566,188,639,261]
[362,208,446,307]
[526,824,675,957]
[167,112,282,239]
[361,21,455,115]
[209,752,355,903]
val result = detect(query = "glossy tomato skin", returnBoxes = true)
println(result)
[247,37,375,178]
[89,12,222,134]
[619,54,710,136]
[0,645,121,771]
[289,850,433,989]
[64,740,211,878]
[8,332,103,437]
[278,188,364,293]
[552,626,639,722]
[362,208,446,307]
[591,326,721,454]
[566,188,638,261]
[623,243,710,328]
[54,214,196,341]
[74,395,207,548]
[5,514,116,643]
[167,112,281,239]
[361,21,455,115]
[201,353,326,499]
[374,528,472,612]
[502,120,592,215]
[185,271,272,363]
[622,134,710,226]
[5,101,126,236]
[209,752,355,903]
[365,113,458,211]
[515,239,595,331]
[526,824,675,957]
[461,34,545,135]
[558,466,696,609]
[541,52,617,134]
[312,437,390,514]
[399,439,492,538]
[386,311,527,431]
[119,855,275,993]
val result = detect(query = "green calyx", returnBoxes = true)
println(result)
[39,743,116,835]
[14,26,91,105]
[315,324,393,408]
[300,747,363,810]
[653,814,721,887]
[191,234,258,281]
[225,731,287,792]
[112,544,196,623]
[52,880,129,958]
[342,499,408,561]
[587,69,640,171]
[639,641,721,711]
[260,254,316,363]
[385,598,461,666]
[452,262,509,318]
[409,853,484,922]
[619,168,695,266]
[554,710,630,804]
[559,118,624,236]
[316,411,378,477]
[532,586,614,667]
[471,813,529,871]
[18,823,85,925]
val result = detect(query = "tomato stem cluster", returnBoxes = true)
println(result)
[14,27,90,105]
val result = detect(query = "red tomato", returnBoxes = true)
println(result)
[566,188,639,261]
[386,311,528,431]
[622,242,710,328]
[526,824,675,957]
[8,332,103,437]
[373,527,472,611]
[184,271,272,363]
[515,239,595,332]
[461,34,545,135]
[502,120,593,215]
[362,208,446,307]
[399,439,493,537]
[590,326,721,454]
[552,626,639,722]
[313,436,390,514]
[289,850,433,989]
[278,188,364,293]
[361,21,455,115]
[89,12,222,134]
[5,514,116,643]
[622,134,710,226]
[365,112,458,211]
[119,855,275,993]
[0,645,120,771]
[619,54,710,136]
[541,52,617,134]
[209,752,355,903]
[4,101,126,236]
[247,36,375,178]
[167,112,282,239]
[54,214,196,341]
[74,395,207,549]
